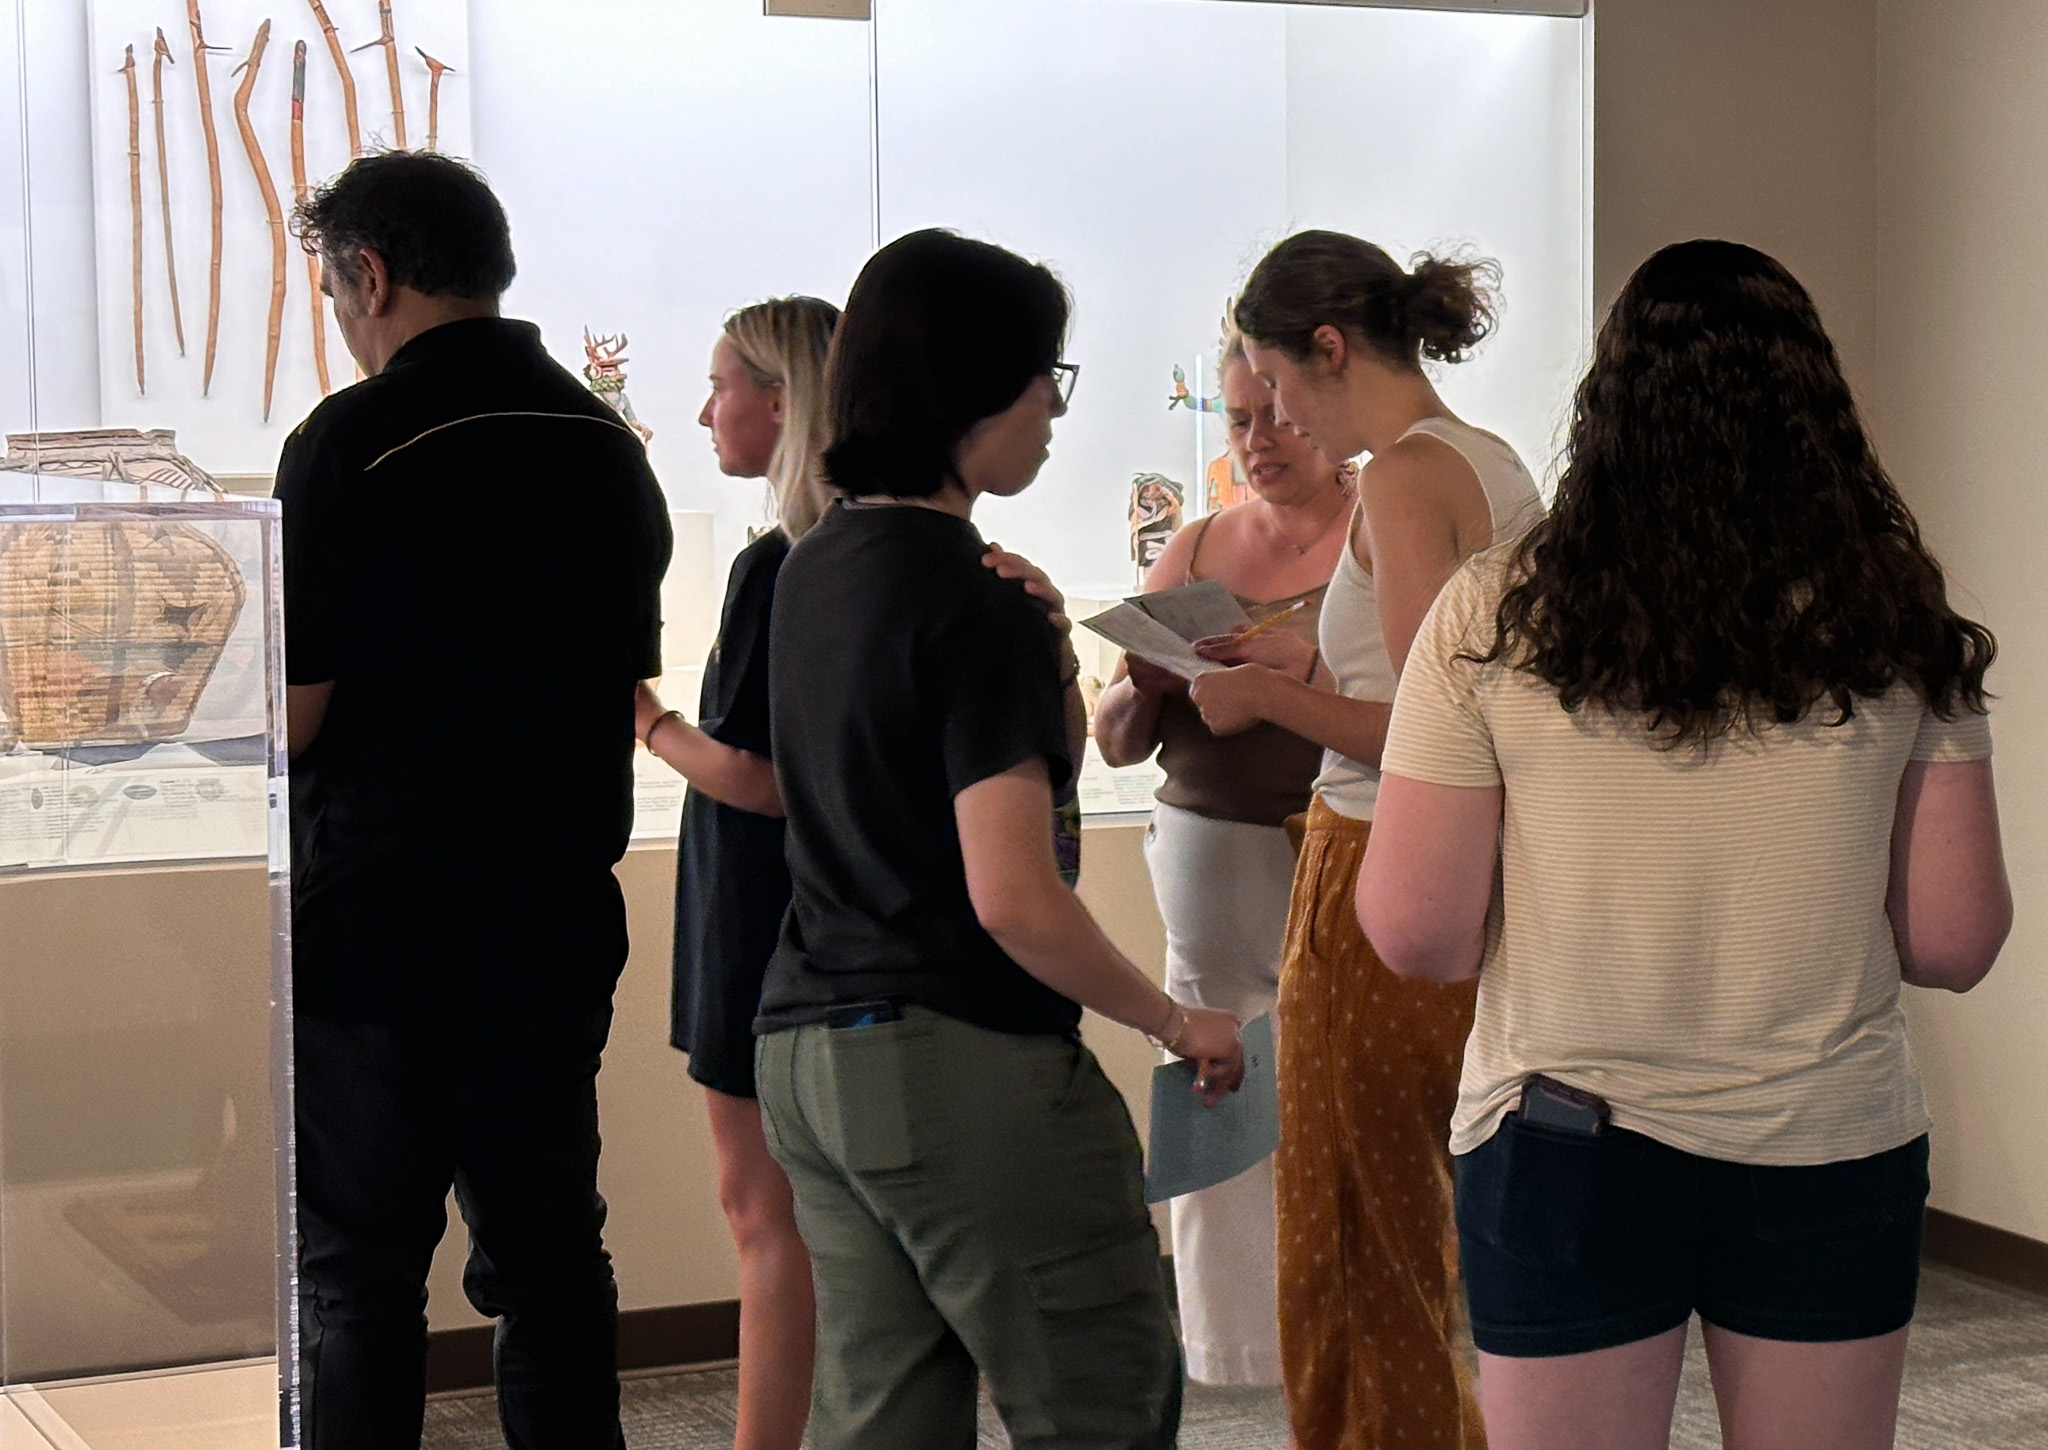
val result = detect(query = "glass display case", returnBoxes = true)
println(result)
[0,493,293,1449]
[5,0,1587,823]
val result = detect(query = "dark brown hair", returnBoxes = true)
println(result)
[824,230,1068,499]
[1233,230,1497,368]
[1471,239,1993,745]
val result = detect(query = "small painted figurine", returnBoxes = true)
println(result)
[582,329,653,445]
[1129,471,1184,581]
[1167,362,1225,415]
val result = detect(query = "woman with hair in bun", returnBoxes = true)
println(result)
[636,295,838,1450]
[1191,230,1541,1449]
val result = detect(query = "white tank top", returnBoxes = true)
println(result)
[1314,416,1543,820]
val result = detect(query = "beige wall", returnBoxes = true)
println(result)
[1592,0,1879,386]
[1870,2,2048,1242]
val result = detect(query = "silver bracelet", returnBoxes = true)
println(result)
[1145,999,1188,1055]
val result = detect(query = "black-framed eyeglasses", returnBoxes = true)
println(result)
[1050,361,1080,406]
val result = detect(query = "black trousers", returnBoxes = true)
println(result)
[295,1007,626,1450]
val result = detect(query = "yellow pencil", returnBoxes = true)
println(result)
[1230,597,1309,644]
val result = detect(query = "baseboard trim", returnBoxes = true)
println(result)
[426,1300,741,1394]
[424,1254,1180,1394]
[1923,1208,2048,1302]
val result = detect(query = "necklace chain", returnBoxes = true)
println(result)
[1270,490,1352,556]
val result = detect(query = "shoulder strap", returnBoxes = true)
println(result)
[1183,514,1218,585]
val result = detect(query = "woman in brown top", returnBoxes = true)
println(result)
[1094,321,1351,1387]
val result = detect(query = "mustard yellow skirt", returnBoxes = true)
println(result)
[1275,797,1485,1450]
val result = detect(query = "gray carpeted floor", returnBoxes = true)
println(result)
[423,1266,2048,1449]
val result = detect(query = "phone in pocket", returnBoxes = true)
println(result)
[1517,1073,1611,1136]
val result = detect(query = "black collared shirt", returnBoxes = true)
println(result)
[276,317,671,1022]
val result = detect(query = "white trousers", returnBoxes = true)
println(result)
[1143,800,1293,1388]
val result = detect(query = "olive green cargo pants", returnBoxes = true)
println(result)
[757,1006,1183,1450]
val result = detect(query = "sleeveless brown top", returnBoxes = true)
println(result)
[1151,515,1328,828]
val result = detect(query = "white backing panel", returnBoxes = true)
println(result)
[86,0,472,469]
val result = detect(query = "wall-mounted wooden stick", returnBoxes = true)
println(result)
[416,47,451,153]
[150,29,186,356]
[350,0,404,149]
[232,21,286,423]
[187,0,229,395]
[120,45,144,396]
[304,0,361,158]
[292,40,330,396]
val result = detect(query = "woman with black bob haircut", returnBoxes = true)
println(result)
[756,229,1245,1449]
[1360,239,2011,1450]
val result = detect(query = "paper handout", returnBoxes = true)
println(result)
[1079,580,1254,682]
[1079,603,1219,681]
[1144,1013,1279,1204]
[1129,579,1252,642]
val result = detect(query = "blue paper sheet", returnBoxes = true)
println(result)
[1144,1013,1278,1204]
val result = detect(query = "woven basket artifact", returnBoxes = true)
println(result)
[0,520,247,748]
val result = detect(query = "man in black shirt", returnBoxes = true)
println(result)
[276,153,669,1450]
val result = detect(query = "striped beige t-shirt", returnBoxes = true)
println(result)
[1381,551,1995,1166]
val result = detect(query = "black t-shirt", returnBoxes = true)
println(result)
[275,317,671,1022]
[671,530,791,1075]
[757,500,1078,1037]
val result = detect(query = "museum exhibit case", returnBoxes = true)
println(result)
[0,481,294,1448]
[0,0,1590,1415]
[5,0,1588,826]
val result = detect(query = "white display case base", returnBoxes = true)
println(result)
[2,1361,277,1450]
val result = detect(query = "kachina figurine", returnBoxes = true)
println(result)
[1128,471,1184,583]
[583,329,654,445]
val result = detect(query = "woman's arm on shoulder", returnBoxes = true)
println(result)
[1888,756,2011,991]
[637,681,784,818]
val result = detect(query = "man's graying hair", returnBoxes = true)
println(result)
[292,151,516,299]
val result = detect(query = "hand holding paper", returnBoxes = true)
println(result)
[1144,1013,1278,1204]
[1080,580,1254,682]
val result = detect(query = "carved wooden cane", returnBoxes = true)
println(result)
[304,0,362,158]
[150,29,186,356]
[351,0,405,149]
[231,21,286,423]
[187,0,229,395]
[416,48,452,153]
[120,46,144,395]
[291,41,331,396]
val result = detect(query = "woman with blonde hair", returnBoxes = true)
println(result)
[636,294,838,1450]
[1094,316,1351,1389]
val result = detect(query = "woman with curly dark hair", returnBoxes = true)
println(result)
[1360,239,2011,1450]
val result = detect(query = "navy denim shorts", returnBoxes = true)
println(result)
[1454,1116,1930,1358]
